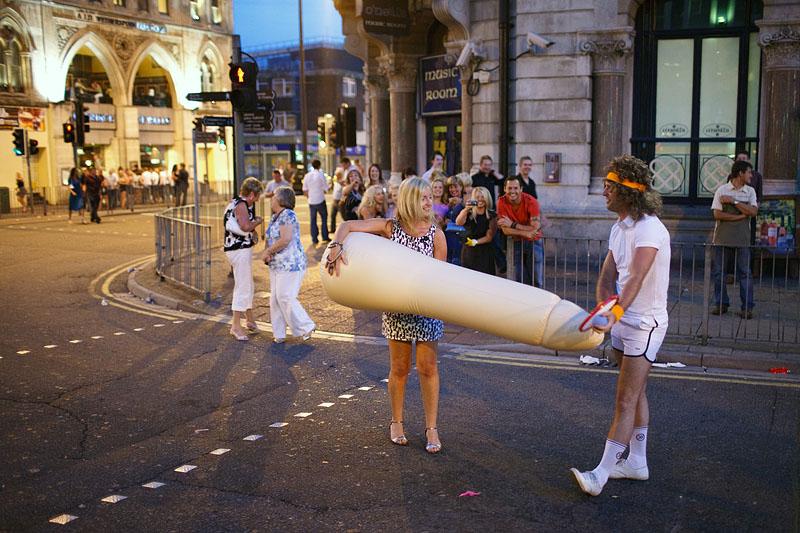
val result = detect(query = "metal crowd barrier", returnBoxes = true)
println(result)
[506,236,800,353]
[154,205,214,302]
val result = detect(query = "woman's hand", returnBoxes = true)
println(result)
[325,246,348,277]
[261,249,272,264]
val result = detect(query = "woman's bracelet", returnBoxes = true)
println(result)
[327,241,342,250]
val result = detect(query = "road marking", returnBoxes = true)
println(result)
[451,352,800,390]
[318,402,335,408]
[338,394,354,399]
[243,434,263,441]
[294,412,313,418]
[69,340,82,344]
[174,465,196,473]
[44,344,57,349]
[17,350,30,355]
[91,336,103,340]
[142,481,165,489]
[269,422,288,428]
[113,332,125,336]
[100,495,127,503]
[209,448,230,455]
[49,514,78,524]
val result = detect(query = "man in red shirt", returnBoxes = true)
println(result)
[497,176,542,286]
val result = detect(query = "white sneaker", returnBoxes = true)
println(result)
[570,468,604,496]
[609,459,649,480]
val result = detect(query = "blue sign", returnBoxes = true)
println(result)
[420,55,461,116]
[345,145,367,156]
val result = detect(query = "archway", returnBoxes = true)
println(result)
[66,45,114,104]
[132,54,173,108]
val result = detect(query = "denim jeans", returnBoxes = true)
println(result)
[309,201,329,243]
[712,246,754,310]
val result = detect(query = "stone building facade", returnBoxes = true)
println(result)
[0,0,233,207]
[334,0,800,241]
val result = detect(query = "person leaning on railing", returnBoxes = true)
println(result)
[223,177,264,341]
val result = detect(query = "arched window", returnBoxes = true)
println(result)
[0,24,25,93]
[200,53,217,92]
[632,0,763,202]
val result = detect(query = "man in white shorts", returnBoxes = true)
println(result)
[571,154,671,496]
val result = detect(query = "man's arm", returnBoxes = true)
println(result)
[713,209,747,221]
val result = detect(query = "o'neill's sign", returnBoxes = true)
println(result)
[419,55,461,116]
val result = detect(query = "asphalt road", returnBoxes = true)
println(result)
[1,209,798,532]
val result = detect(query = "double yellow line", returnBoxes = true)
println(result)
[451,351,800,389]
[88,255,181,320]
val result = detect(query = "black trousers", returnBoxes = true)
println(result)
[89,195,101,222]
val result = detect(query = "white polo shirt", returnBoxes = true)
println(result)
[609,214,671,326]
[302,168,329,205]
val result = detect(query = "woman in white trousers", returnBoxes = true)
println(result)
[262,186,315,343]
[223,178,264,341]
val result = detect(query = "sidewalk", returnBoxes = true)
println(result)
[128,232,796,375]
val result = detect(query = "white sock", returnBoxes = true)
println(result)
[593,439,627,484]
[627,426,648,468]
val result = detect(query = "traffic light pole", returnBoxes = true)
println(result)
[298,0,308,173]
[23,129,34,214]
[232,34,245,194]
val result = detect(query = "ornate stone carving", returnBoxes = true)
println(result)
[759,25,800,70]
[377,54,418,93]
[56,24,78,52]
[364,70,388,99]
[432,0,469,43]
[578,28,634,74]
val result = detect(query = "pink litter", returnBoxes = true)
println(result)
[459,491,481,497]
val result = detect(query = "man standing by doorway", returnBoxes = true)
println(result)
[303,159,330,244]
[421,151,444,182]
[710,159,758,318]
[571,155,670,497]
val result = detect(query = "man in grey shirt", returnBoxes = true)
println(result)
[710,160,758,318]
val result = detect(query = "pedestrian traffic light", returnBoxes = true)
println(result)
[328,120,339,149]
[74,102,89,147]
[63,122,75,144]
[28,138,39,156]
[82,105,91,133]
[317,120,326,145]
[228,61,258,111]
[12,128,25,156]
[338,105,357,149]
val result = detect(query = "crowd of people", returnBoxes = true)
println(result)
[65,162,191,223]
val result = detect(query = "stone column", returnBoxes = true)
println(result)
[579,30,634,193]
[758,23,800,194]
[365,72,390,173]
[378,54,418,177]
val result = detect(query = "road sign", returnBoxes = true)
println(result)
[257,90,276,100]
[202,115,234,127]
[193,130,219,143]
[186,91,231,102]
[242,109,274,133]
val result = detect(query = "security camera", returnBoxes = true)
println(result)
[455,41,475,68]
[527,32,554,49]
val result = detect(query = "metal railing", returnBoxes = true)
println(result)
[154,206,215,302]
[506,237,800,353]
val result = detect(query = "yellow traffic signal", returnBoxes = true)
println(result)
[236,67,245,84]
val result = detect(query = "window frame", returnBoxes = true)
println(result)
[631,0,763,204]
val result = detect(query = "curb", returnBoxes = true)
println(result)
[127,266,184,312]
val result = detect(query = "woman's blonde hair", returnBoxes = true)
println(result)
[239,176,264,197]
[396,177,433,226]
[430,176,447,203]
[458,172,472,188]
[358,184,387,218]
[469,186,493,219]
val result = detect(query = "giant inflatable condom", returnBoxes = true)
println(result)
[320,233,604,351]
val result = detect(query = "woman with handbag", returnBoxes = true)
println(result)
[261,186,315,343]
[223,177,264,341]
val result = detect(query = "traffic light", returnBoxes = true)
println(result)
[74,103,90,146]
[28,138,39,156]
[317,120,326,146]
[63,122,75,144]
[229,62,258,111]
[328,120,339,149]
[338,105,356,148]
[12,128,25,156]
